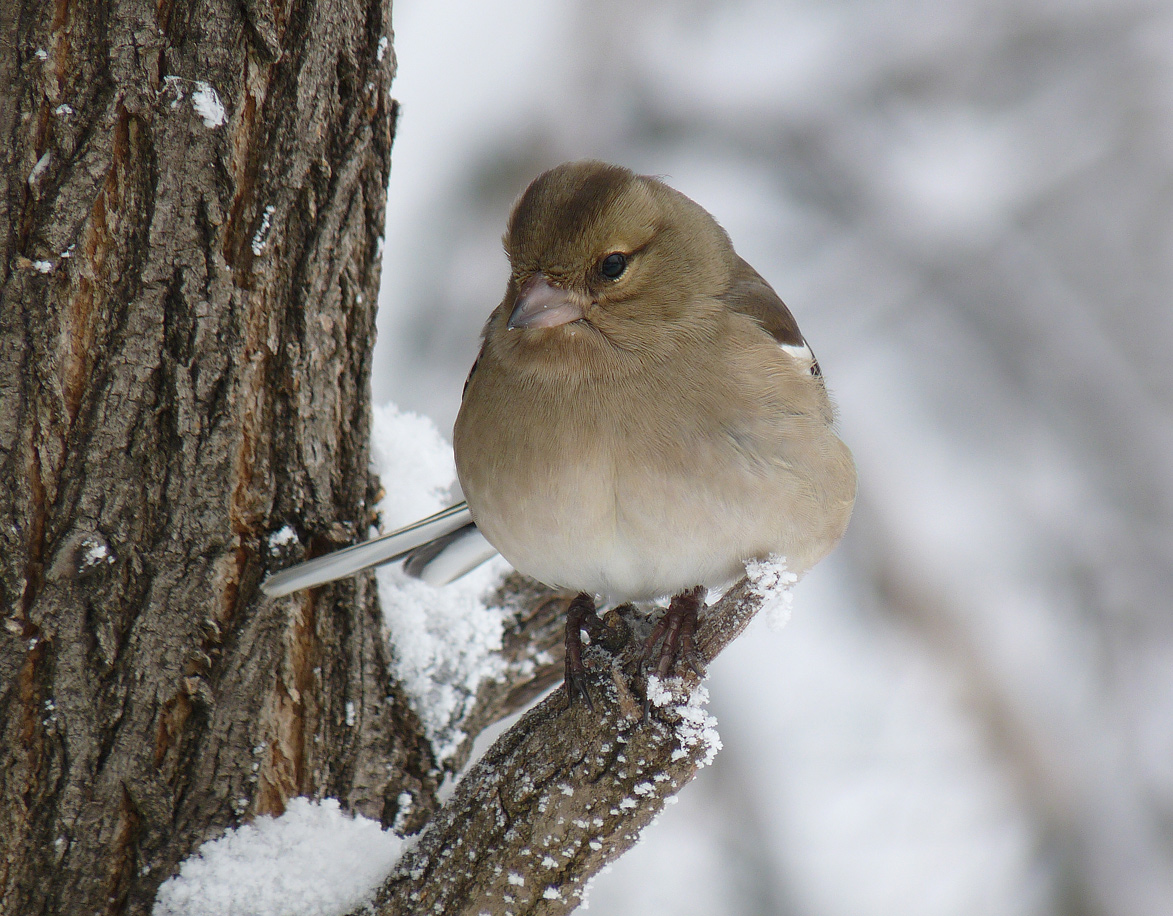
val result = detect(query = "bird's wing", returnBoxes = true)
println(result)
[261,502,476,597]
[719,256,822,377]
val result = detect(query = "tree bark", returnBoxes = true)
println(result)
[0,2,416,914]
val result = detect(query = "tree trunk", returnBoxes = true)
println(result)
[0,2,423,914]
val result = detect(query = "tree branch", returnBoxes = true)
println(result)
[365,573,777,916]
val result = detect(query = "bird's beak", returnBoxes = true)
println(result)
[507,275,587,330]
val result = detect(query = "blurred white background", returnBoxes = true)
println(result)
[372,1,1173,914]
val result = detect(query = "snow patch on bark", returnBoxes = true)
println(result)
[191,81,226,127]
[745,554,797,630]
[153,798,404,916]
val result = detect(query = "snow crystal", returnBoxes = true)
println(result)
[648,677,722,769]
[81,541,108,565]
[370,403,510,763]
[644,675,673,709]
[267,525,299,554]
[191,81,226,127]
[78,535,115,571]
[251,205,275,256]
[33,260,53,273]
[672,685,722,768]
[744,554,797,631]
[388,797,414,840]
[152,798,404,916]
[542,887,562,900]
[507,872,524,886]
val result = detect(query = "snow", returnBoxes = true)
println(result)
[251,205,275,256]
[32,260,53,273]
[78,534,115,570]
[369,402,458,526]
[191,82,226,128]
[743,554,797,630]
[674,687,722,770]
[267,525,299,554]
[81,542,109,565]
[152,798,405,916]
[162,76,227,128]
[706,568,1050,916]
[369,403,511,763]
[647,678,722,770]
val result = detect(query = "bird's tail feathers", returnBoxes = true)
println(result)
[260,502,480,597]
[403,523,498,586]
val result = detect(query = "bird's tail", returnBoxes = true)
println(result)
[260,502,496,597]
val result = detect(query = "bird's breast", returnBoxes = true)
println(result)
[453,334,853,600]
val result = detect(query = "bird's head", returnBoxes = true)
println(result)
[492,161,736,368]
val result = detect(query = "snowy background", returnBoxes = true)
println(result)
[368,1,1173,914]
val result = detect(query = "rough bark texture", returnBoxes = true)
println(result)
[0,2,415,914]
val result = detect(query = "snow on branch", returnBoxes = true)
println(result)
[362,570,788,916]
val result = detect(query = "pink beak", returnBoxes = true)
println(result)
[507,275,587,329]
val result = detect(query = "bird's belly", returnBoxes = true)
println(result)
[467,446,809,601]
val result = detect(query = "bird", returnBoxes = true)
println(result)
[262,160,856,705]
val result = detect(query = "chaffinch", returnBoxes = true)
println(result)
[263,160,856,703]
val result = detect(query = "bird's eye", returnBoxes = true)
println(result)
[599,252,627,280]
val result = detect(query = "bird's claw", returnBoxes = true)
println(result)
[564,665,595,711]
[564,594,629,710]
[641,585,706,684]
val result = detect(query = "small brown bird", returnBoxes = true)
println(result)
[263,160,856,704]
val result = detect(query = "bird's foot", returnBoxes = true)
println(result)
[564,593,629,710]
[641,585,706,681]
